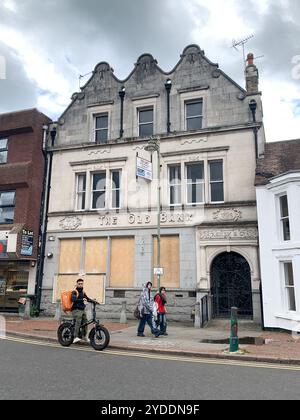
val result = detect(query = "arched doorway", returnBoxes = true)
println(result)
[211,252,253,319]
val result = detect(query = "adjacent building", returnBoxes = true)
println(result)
[0,108,51,312]
[42,45,266,323]
[256,140,300,332]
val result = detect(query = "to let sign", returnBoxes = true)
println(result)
[136,157,153,181]
[21,229,34,256]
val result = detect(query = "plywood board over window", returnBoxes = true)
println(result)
[85,238,107,274]
[110,237,135,288]
[153,235,180,289]
[54,275,106,304]
[59,239,81,274]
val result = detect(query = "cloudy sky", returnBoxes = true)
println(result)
[0,0,299,142]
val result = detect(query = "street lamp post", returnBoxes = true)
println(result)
[145,136,161,291]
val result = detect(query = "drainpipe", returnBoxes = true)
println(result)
[249,99,259,161]
[35,124,56,312]
[119,86,126,138]
[165,79,172,134]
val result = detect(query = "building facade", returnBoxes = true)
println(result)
[0,108,50,312]
[42,45,265,323]
[256,140,300,332]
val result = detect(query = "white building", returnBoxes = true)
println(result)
[256,139,300,332]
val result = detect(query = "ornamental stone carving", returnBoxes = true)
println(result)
[181,137,208,146]
[213,209,242,222]
[59,217,82,231]
[88,147,111,156]
[199,228,258,241]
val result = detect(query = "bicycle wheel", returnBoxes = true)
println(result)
[57,322,74,347]
[89,325,110,351]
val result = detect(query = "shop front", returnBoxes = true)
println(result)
[0,262,30,312]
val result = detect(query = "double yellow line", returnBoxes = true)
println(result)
[1,335,300,372]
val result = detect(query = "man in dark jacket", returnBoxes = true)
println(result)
[72,279,92,344]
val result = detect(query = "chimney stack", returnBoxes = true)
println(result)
[245,53,259,93]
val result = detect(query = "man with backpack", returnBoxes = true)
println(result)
[72,279,93,344]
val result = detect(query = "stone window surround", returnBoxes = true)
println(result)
[72,161,126,212]
[88,104,113,143]
[162,151,227,207]
[180,90,208,132]
[132,97,158,138]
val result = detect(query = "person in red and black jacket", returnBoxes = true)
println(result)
[154,287,168,336]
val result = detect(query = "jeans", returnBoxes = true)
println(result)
[72,309,87,338]
[157,313,167,334]
[138,313,160,337]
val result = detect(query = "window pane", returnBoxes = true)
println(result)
[112,190,120,209]
[280,195,289,218]
[187,117,203,131]
[96,115,108,129]
[139,123,153,137]
[0,151,7,164]
[187,183,204,204]
[139,109,153,124]
[93,173,106,191]
[77,175,86,192]
[0,192,15,206]
[211,182,224,202]
[112,171,120,190]
[210,161,223,181]
[285,263,294,286]
[283,219,291,241]
[187,163,204,182]
[287,288,296,312]
[96,129,108,143]
[77,193,86,210]
[0,207,14,224]
[0,139,7,149]
[170,186,181,205]
[169,166,181,185]
[186,101,203,118]
[92,191,106,209]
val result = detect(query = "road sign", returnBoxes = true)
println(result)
[136,156,153,181]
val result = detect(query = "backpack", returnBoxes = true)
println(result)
[61,290,79,312]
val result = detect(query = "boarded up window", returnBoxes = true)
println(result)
[59,239,81,274]
[153,235,180,288]
[110,237,135,288]
[55,274,105,304]
[85,238,107,274]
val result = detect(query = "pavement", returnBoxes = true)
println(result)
[2,314,300,365]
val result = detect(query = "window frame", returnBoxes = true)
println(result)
[110,169,122,210]
[185,162,205,205]
[185,100,203,132]
[75,173,87,211]
[94,113,109,144]
[168,164,182,207]
[138,107,154,138]
[91,171,107,210]
[0,190,16,225]
[0,138,8,164]
[209,160,225,203]
[282,262,297,313]
[279,194,291,242]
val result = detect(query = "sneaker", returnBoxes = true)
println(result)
[82,337,90,343]
[73,337,81,344]
[137,334,145,337]
[162,333,168,336]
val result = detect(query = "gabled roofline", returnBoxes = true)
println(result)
[59,44,247,120]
